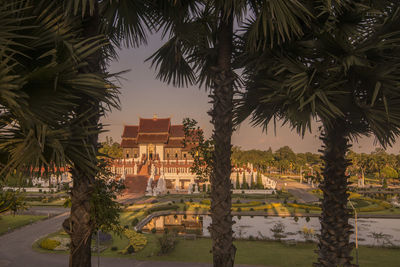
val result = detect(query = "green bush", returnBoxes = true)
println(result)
[111,246,118,251]
[158,233,178,255]
[131,218,139,227]
[200,199,211,205]
[40,238,60,250]
[147,204,179,213]
[232,201,262,207]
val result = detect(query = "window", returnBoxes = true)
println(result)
[126,154,129,158]
[134,154,137,158]
[167,153,170,158]
[175,153,178,158]
[183,153,186,158]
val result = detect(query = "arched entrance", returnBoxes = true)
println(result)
[148,144,155,160]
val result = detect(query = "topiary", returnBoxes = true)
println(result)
[40,238,60,250]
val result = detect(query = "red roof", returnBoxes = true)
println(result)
[121,139,138,148]
[165,139,184,148]
[137,134,169,143]
[122,126,138,138]
[170,125,185,137]
[120,117,199,149]
[139,118,170,133]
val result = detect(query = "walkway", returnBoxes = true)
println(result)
[273,178,319,203]
[0,212,267,267]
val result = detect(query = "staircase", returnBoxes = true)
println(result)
[124,175,148,196]
[138,161,149,176]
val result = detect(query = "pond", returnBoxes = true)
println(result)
[142,215,400,247]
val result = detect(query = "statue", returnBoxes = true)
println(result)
[133,163,138,175]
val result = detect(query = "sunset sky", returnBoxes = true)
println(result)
[101,34,400,154]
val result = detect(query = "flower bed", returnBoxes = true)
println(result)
[121,229,147,254]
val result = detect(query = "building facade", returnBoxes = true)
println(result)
[121,116,193,161]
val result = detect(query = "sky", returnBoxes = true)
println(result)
[100,34,400,155]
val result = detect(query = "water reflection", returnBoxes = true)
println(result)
[142,215,400,246]
[142,214,204,235]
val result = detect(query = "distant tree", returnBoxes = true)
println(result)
[99,137,123,159]
[241,172,248,189]
[256,172,263,189]
[250,173,255,189]
[235,172,240,189]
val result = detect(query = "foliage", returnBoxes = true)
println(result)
[270,222,286,241]
[0,190,26,214]
[158,232,178,255]
[99,136,122,159]
[90,160,125,233]
[182,118,213,183]
[40,238,61,250]
[121,229,147,254]
[147,204,179,213]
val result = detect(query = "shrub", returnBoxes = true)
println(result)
[124,225,129,229]
[236,199,241,204]
[98,231,113,245]
[147,204,179,213]
[40,238,60,250]
[122,229,147,253]
[111,246,118,251]
[189,198,193,202]
[151,228,157,234]
[183,205,187,212]
[237,207,242,212]
[232,201,262,207]
[305,216,310,222]
[158,232,178,255]
[131,218,139,227]
[180,199,184,203]
[127,245,135,254]
[250,208,254,211]
[200,199,211,205]
[151,199,158,204]
[294,216,299,222]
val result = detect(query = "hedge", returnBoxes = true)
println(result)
[147,204,179,213]
[121,229,147,254]
[40,238,60,250]
[287,203,321,211]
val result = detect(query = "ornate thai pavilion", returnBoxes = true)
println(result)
[120,116,193,161]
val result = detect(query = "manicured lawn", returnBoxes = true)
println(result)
[34,227,400,266]
[0,214,46,235]
[120,237,399,267]
[26,199,66,206]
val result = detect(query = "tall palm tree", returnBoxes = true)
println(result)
[236,1,400,266]
[1,0,151,266]
[149,1,311,265]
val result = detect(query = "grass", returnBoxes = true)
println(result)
[0,214,46,235]
[26,199,66,206]
[36,232,400,267]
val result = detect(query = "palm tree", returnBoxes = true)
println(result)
[1,1,151,266]
[148,1,311,265]
[236,1,400,266]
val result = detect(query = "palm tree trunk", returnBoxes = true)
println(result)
[316,121,355,267]
[63,5,101,267]
[209,10,236,267]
